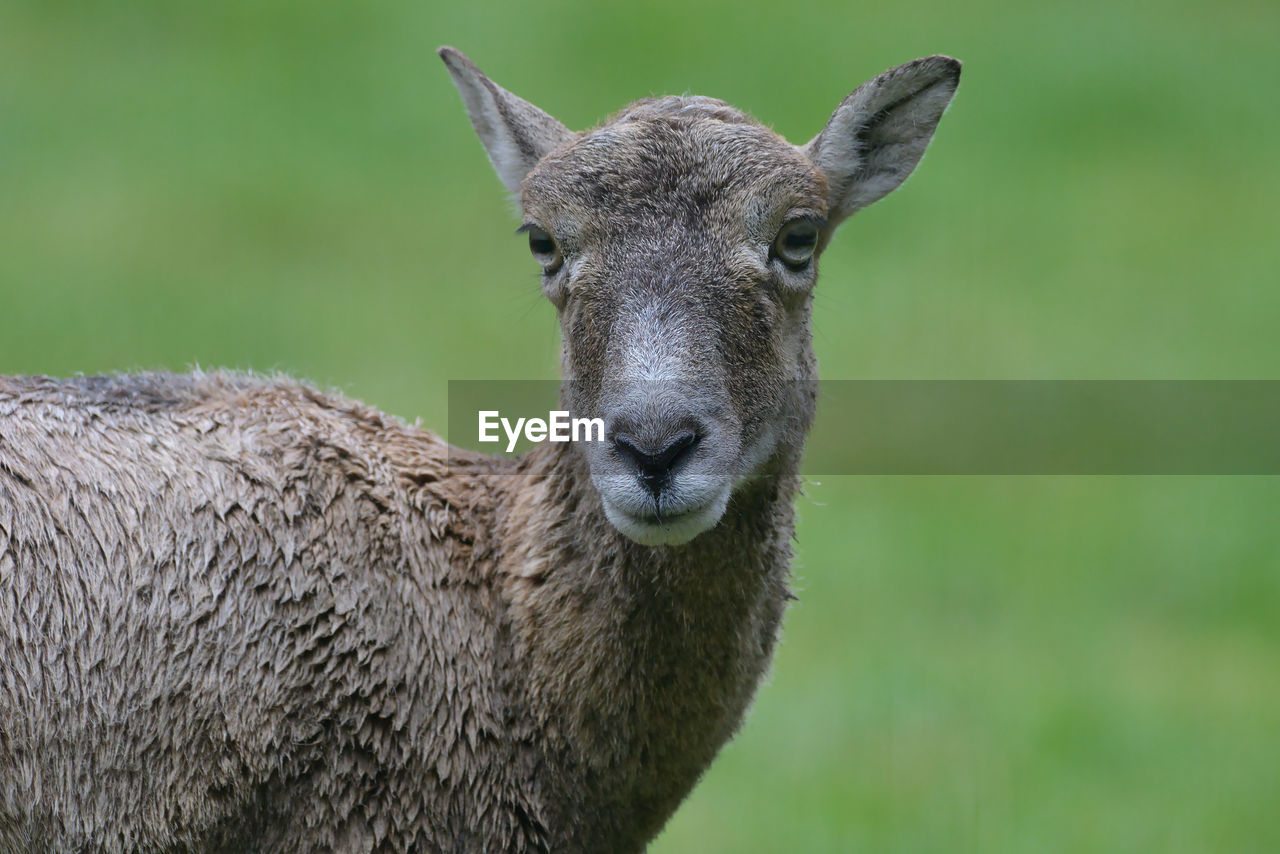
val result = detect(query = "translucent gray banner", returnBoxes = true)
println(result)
[446,381,1280,474]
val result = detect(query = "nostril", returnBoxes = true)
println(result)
[612,429,702,496]
[662,430,700,469]
[612,432,643,465]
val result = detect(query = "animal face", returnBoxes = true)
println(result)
[521,104,825,544]
[441,47,960,545]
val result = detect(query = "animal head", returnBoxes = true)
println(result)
[440,47,959,546]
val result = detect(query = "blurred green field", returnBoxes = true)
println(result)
[2,1,1278,851]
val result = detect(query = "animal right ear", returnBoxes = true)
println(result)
[804,56,961,227]
[438,47,577,197]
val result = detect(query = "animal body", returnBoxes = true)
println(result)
[0,48,959,852]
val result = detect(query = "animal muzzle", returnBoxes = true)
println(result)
[588,396,737,546]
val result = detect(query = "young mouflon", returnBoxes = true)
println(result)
[0,48,959,852]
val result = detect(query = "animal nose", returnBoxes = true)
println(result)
[612,429,701,497]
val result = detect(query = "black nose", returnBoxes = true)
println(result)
[612,429,701,497]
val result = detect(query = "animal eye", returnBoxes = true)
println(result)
[773,219,820,269]
[524,225,563,272]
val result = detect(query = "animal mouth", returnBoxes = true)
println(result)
[597,483,734,547]
[636,506,693,526]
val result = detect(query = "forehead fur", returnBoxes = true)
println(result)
[521,96,827,237]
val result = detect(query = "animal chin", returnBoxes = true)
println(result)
[599,484,732,546]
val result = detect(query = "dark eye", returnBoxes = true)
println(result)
[524,225,563,272]
[773,219,820,268]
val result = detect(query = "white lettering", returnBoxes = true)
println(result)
[549,410,571,442]
[478,410,606,452]
[502,417,525,453]
[525,417,548,444]
[478,411,500,443]
[573,416,605,443]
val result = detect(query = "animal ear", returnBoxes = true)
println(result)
[438,46,577,197]
[804,56,960,226]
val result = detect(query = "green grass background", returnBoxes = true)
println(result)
[3,1,1278,850]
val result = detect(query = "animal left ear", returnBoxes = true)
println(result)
[804,56,961,227]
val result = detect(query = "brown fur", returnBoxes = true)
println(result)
[0,373,788,851]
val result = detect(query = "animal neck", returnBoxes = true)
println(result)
[495,437,802,846]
